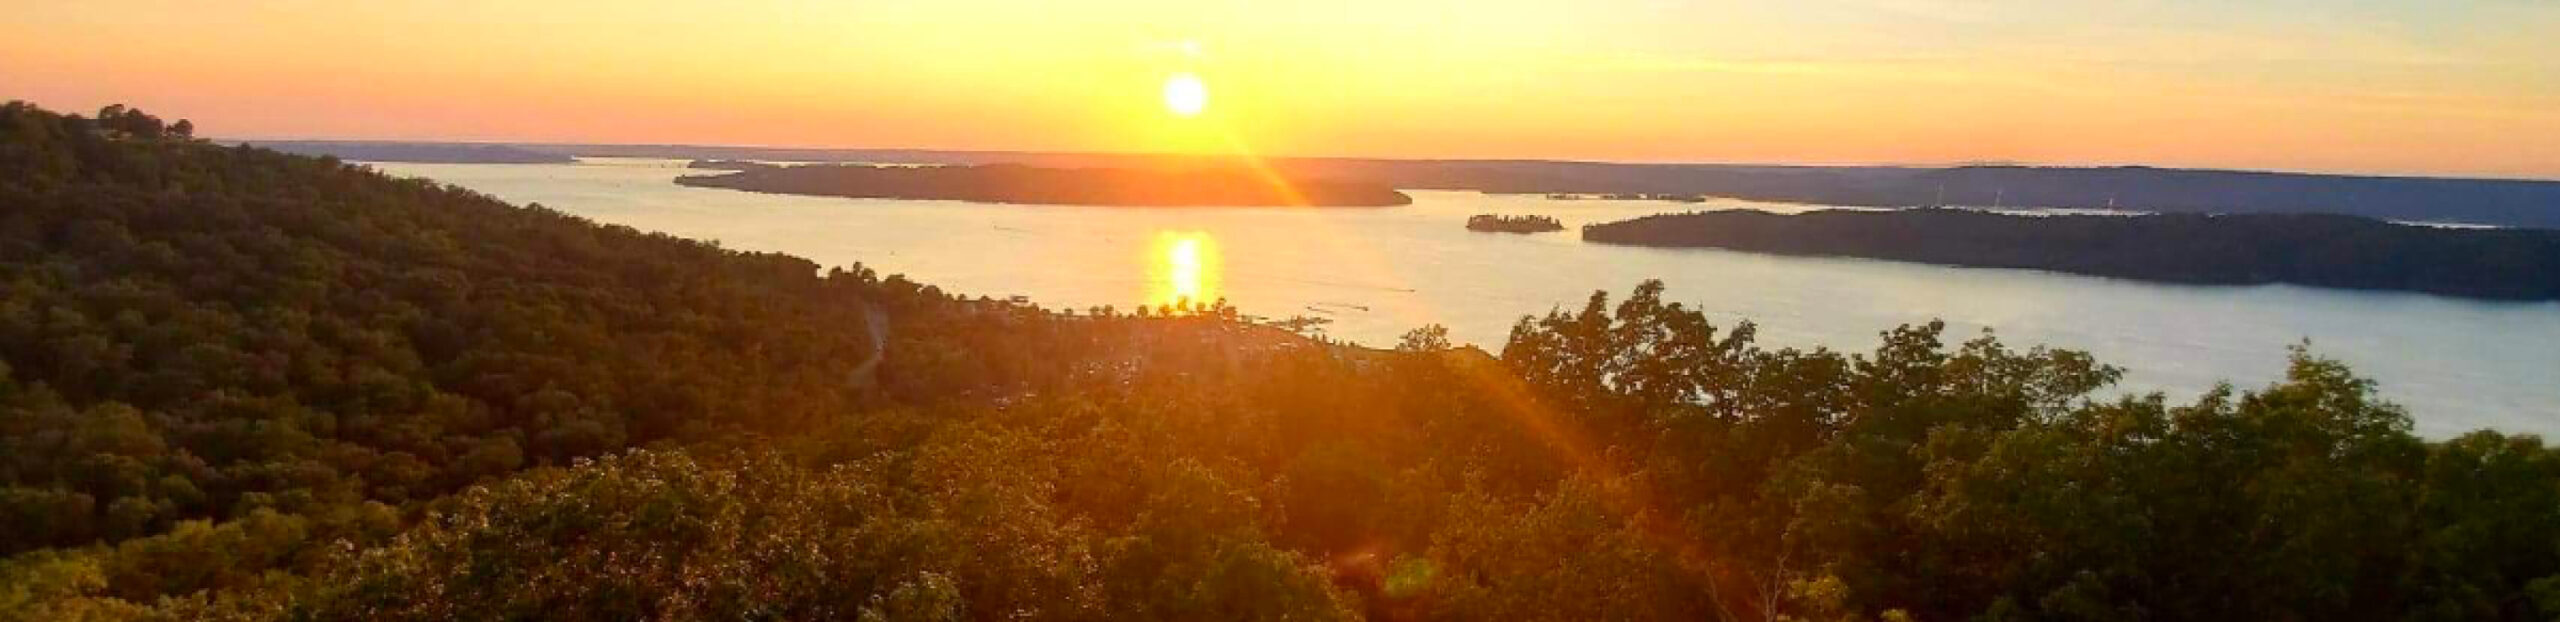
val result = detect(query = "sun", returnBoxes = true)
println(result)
[1163,72,1208,118]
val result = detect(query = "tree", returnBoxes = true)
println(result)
[1396,324,1452,352]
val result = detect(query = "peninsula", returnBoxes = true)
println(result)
[687,158,779,171]
[1582,209,2560,300]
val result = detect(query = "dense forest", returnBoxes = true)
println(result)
[6,101,2560,621]
[250,141,575,164]
[1583,209,2560,301]
[676,162,1412,208]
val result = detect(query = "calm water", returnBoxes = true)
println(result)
[373,158,2560,438]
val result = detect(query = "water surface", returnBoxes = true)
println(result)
[373,158,2560,438]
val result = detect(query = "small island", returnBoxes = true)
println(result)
[676,163,1411,207]
[1544,192,1705,203]
[1466,214,1566,233]
[1582,209,2560,301]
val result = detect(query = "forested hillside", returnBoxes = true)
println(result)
[0,100,887,554]
[5,101,2559,621]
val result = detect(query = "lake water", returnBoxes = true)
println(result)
[371,158,2560,439]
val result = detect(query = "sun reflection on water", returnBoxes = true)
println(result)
[1146,231,1222,309]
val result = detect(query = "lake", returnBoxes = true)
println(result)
[372,158,2560,438]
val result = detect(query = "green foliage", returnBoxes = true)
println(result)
[291,442,1353,620]
[0,99,885,558]
[0,549,151,622]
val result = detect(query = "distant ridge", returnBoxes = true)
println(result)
[675,163,1412,208]
[259,140,2560,228]
[249,140,575,164]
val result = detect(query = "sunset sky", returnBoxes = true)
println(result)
[7,0,2557,178]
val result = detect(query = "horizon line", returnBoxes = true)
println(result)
[219,136,2560,184]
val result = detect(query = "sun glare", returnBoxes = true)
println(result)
[1146,231,1221,308]
[1163,73,1208,118]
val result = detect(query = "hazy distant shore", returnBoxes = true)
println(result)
[233,140,2560,228]
[247,140,574,164]
[674,162,1412,208]
[1584,209,2560,301]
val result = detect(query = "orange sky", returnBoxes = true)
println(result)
[6,0,2557,178]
